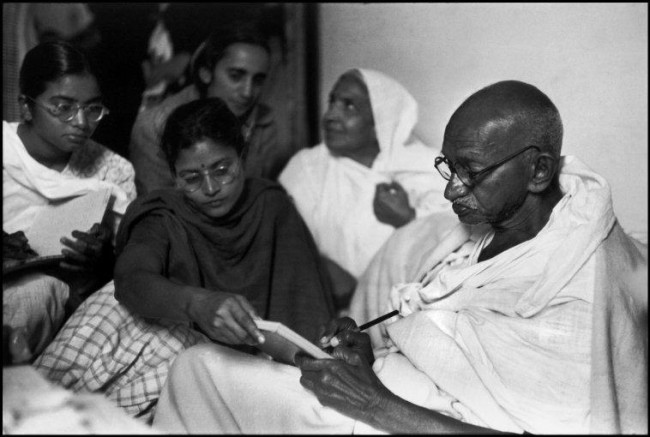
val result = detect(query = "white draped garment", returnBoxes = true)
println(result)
[279,68,450,278]
[3,121,135,239]
[154,155,646,434]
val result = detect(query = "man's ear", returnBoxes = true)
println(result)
[528,153,557,193]
[198,66,212,86]
[18,95,32,122]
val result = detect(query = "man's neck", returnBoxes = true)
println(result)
[479,187,564,262]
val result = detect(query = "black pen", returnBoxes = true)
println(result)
[358,310,400,331]
[325,310,400,348]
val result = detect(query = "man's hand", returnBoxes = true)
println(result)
[317,317,374,365]
[296,346,392,424]
[317,316,358,347]
[189,292,265,347]
[59,222,112,272]
[373,182,415,228]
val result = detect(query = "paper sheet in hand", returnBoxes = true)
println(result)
[24,188,111,257]
[254,320,332,365]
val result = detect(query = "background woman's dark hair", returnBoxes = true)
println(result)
[19,41,95,101]
[191,21,271,98]
[161,97,246,173]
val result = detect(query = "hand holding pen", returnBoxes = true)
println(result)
[317,311,399,365]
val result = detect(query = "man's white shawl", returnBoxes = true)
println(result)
[279,68,450,278]
[350,156,647,433]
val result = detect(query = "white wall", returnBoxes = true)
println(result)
[319,3,648,240]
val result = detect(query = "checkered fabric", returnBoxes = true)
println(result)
[33,281,209,422]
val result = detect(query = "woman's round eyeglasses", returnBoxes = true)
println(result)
[177,160,241,193]
[24,96,110,123]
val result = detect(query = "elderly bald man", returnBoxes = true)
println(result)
[151,81,647,434]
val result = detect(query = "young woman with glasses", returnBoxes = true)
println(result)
[3,41,136,364]
[34,97,334,422]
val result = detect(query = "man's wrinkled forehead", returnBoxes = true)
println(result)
[444,118,499,148]
[443,113,525,154]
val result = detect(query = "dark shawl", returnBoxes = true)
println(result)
[115,178,334,342]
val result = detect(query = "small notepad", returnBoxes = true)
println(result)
[25,188,112,257]
[254,319,332,365]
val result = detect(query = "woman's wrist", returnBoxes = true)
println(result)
[185,287,217,323]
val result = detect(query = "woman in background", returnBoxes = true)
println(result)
[2,41,135,363]
[279,68,453,309]
[129,21,287,195]
[35,97,334,422]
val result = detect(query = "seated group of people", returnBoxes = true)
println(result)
[3,25,647,435]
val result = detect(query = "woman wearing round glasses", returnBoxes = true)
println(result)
[3,41,136,363]
[34,97,334,421]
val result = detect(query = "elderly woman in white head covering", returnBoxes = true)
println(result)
[279,68,451,308]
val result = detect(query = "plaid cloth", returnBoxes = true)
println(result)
[33,281,209,422]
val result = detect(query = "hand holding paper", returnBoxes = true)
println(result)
[254,320,332,366]
[59,222,112,272]
[190,292,264,346]
[25,188,112,258]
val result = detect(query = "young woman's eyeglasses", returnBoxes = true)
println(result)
[177,160,241,193]
[25,96,110,123]
[435,145,539,188]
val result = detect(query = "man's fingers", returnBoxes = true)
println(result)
[335,329,366,349]
[318,317,358,347]
[318,319,342,345]
[297,355,336,371]
[331,347,364,365]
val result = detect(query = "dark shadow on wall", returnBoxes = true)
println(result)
[305,3,321,148]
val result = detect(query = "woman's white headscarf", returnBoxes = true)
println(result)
[278,68,450,278]
[355,68,438,174]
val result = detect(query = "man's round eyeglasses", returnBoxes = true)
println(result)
[177,160,241,193]
[435,145,539,188]
[25,96,110,123]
